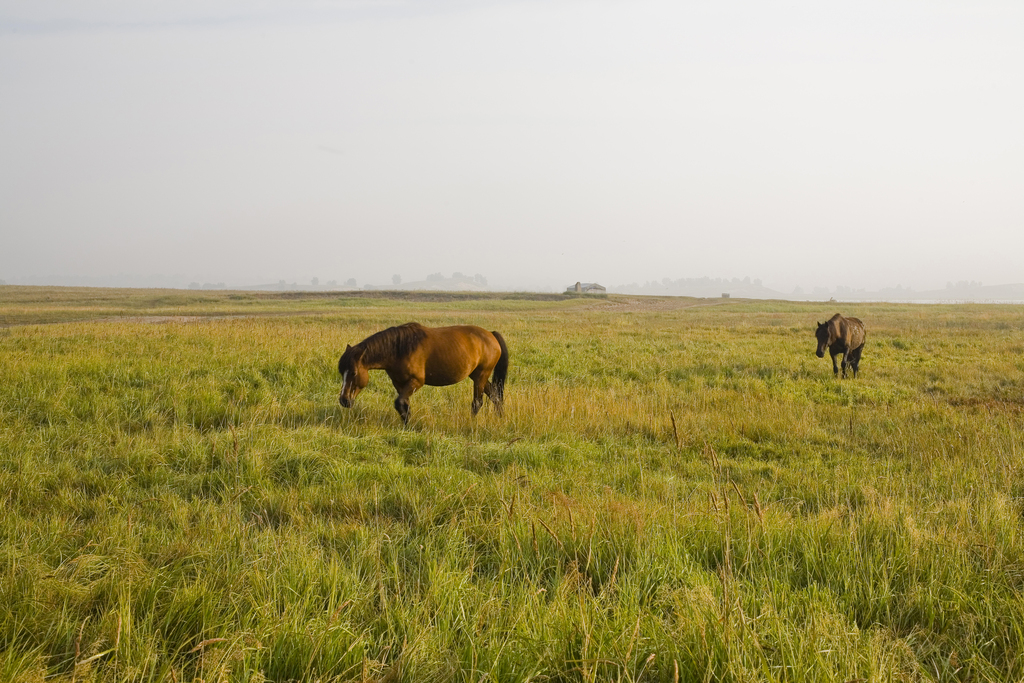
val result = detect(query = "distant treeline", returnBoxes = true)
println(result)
[612,276,779,298]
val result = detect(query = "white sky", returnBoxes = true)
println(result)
[1,0,1022,291]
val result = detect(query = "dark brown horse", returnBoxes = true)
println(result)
[338,323,508,424]
[815,314,866,378]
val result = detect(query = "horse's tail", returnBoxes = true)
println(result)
[490,331,509,402]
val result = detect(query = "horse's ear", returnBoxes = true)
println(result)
[353,346,365,361]
[345,344,351,351]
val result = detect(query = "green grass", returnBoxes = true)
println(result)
[1,287,1023,681]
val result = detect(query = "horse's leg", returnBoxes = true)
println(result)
[470,370,487,416]
[851,346,862,378]
[470,365,505,416]
[840,352,849,379]
[484,380,504,417]
[392,377,423,426]
[830,351,840,377]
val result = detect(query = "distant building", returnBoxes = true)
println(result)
[722,292,730,298]
[567,281,606,294]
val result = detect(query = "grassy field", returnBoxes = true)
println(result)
[1,286,1023,682]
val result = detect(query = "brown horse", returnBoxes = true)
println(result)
[338,322,508,424]
[815,313,866,378]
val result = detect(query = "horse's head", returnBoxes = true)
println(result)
[338,344,369,408]
[814,321,832,358]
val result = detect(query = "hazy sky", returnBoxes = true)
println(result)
[1,1,1022,291]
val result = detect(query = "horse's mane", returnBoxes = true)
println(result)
[358,323,428,362]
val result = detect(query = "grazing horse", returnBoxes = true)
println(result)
[338,323,508,424]
[815,314,866,378]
